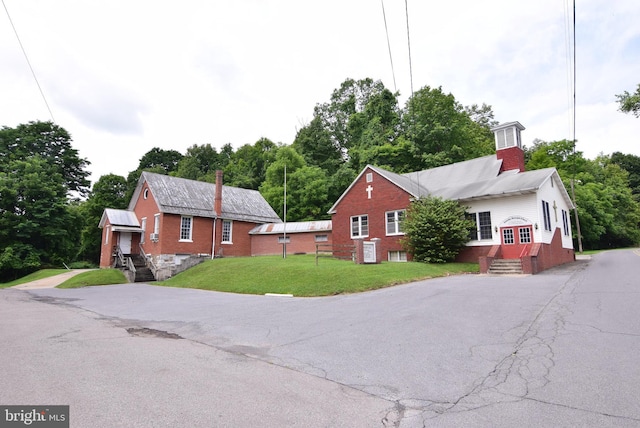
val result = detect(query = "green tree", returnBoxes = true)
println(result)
[138,147,183,174]
[173,144,222,182]
[401,196,474,263]
[0,157,80,280]
[224,138,278,189]
[616,84,640,117]
[611,152,640,200]
[260,146,329,221]
[77,174,128,263]
[0,121,90,195]
[292,116,343,176]
[311,78,400,167]
[526,141,640,250]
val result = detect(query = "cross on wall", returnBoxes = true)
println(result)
[366,185,373,199]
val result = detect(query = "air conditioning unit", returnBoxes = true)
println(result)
[150,233,159,241]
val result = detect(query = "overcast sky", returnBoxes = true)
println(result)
[2,0,639,184]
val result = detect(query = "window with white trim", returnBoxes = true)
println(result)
[467,211,492,240]
[278,236,291,244]
[386,210,405,235]
[542,200,552,231]
[351,215,369,238]
[478,212,492,239]
[503,228,515,244]
[222,220,233,243]
[105,225,110,245]
[519,227,532,243]
[180,216,193,241]
[141,217,147,244]
[562,209,570,236]
[315,234,328,242]
[153,214,160,235]
[388,251,407,262]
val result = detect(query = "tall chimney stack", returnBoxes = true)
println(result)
[214,170,223,217]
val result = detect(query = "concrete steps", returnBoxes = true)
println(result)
[488,259,524,275]
[128,254,156,282]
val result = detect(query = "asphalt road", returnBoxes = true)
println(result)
[2,249,640,427]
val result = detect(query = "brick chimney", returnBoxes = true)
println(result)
[492,121,526,173]
[214,170,223,217]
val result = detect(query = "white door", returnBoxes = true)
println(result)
[119,232,132,254]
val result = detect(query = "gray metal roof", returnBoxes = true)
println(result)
[99,208,140,228]
[329,157,574,213]
[249,220,332,235]
[130,172,281,223]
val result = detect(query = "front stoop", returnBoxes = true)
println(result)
[487,258,524,275]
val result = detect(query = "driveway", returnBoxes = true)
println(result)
[2,250,640,427]
[10,269,94,289]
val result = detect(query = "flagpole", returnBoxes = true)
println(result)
[283,163,287,259]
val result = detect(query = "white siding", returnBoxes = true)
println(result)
[536,176,574,249]
[465,179,574,250]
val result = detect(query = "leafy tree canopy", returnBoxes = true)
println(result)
[0,121,90,196]
[526,140,640,250]
[0,156,81,280]
[616,84,640,117]
[138,147,183,174]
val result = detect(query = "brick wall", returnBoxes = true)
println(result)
[332,168,411,261]
[217,220,254,257]
[497,146,525,172]
[251,231,332,256]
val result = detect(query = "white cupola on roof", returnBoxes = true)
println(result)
[491,121,526,173]
[491,121,525,151]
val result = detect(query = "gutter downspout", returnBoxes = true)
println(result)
[212,216,217,259]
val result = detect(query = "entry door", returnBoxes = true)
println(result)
[501,226,532,259]
[119,232,132,254]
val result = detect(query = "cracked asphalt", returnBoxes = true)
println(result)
[2,249,640,427]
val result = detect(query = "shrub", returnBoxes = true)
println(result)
[401,196,474,263]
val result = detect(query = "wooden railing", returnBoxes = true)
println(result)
[315,243,356,265]
[113,245,136,273]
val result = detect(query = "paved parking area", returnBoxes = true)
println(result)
[2,250,640,427]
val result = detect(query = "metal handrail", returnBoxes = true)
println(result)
[126,257,136,273]
[139,243,157,273]
[114,245,125,267]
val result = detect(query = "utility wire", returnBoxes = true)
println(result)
[2,0,56,122]
[380,0,397,93]
[404,0,414,97]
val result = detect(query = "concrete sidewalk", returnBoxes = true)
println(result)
[12,269,95,290]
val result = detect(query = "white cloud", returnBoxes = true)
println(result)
[1,0,639,184]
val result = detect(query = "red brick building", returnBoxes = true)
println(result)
[328,122,576,274]
[249,221,332,256]
[99,171,281,280]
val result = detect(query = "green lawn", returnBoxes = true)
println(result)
[0,269,68,288]
[57,269,127,288]
[158,255,479,296]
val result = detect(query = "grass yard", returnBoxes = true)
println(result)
[0,269,69,288]
[159,254,479,296]
[57,269,128,288]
